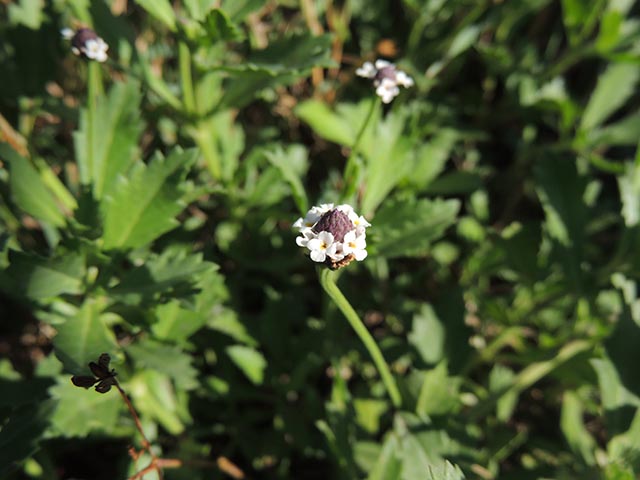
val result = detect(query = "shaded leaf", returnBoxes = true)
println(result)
[372,197,460,258]
[1,144,65,226]
[1,250,85,299]
[225,345,267,385]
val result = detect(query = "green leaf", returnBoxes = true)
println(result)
[127,340,199,390]
[48,378,121,437]
[109,250,216,304]
[264,144,309,215]
[1,144,65,226]
[560,391,597,465]
[361,112,414,215]
[7,0,44,29]
[366,435,402,480]
[0,400,55,477]
[129,370,186,434]
[489,365,518,422]
[73,81,143,200]
[200,8,244,43]
[151,300,208,344]
[295,100,359,146]
[101,148,197,250]
[1,250,85,299]
[416,363,460,417]
[183,0,215,20]
[246,33,335,73]
[135,0,177,31]
[52,299,118,373]
[372,197,460,258]
[225,345,267,385]
[408,304,445,365]
[618,162,640,227]
[407,129,457,191]
[535,158,587,248]
[354,398,388,434]
[581,63,640,131]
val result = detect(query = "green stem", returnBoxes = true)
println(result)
[85,61,102,186]
[319,268,402,407]
[179,42,196,114]
[342,97,379,202]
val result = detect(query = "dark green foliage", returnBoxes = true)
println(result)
[2,0,640,479]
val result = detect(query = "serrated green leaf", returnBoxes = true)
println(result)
[200,8,244,43]
[48,377,121,437]
[1,144,65,226]
[102,148,197,250]
[73,81,143,200]
[109,250,216,304]
[151,300,208,344]
[581,63,640,130]
[225,345,266,385]
[2,250,85,299]
[127,340,198,390]
[372,198,460,258]
[52,299,118,373]
[136,0,177,31]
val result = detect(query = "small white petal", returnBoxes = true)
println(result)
[310,249,327,262]
[61,28,74,40]
[293,217,304,229]
[356,62,376,78]
[375,59,392,69]
[354,249,368,261]
[396,71,414,87]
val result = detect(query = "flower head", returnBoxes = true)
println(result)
[62,27,109,63]
[294,204,370,269]
[356,59,414,104]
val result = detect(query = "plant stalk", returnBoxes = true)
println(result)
[319,268,402,407]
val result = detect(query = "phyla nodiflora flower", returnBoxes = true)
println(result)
[294,204,370,269]
[62,27,109,63]
[356,59,414,104]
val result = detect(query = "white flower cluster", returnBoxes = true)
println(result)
[356,59,414,104]
[62,28,109,63]
[294,204,370,269]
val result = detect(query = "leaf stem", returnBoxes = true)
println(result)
[342,97,379,202]
[178,41,196,114]
[319,268,402,407]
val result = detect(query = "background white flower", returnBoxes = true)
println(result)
[356,59,413,103]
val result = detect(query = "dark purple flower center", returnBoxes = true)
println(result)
[72,28,99,50]
[374,65,397,83]
[312,209,353,242]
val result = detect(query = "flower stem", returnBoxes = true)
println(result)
[342,97,379,202]
[319,268,402,407]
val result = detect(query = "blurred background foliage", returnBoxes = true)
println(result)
[2,0,640,478]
